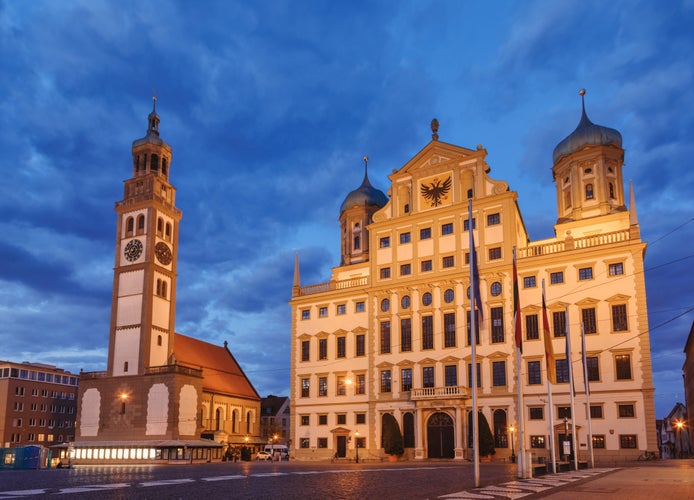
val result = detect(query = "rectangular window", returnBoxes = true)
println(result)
[401,318,412,352]
[592,435,606,448]
[319,306,328,317]
[421,260,433,272]
[319,377,328,397]
[530,436,546,448]
[318,414,328,425]
[467,310,480,345]
[336,337,346,358]
[464,252,470,265]
[356,334,365,357]
[317,437,328,448]
[301,309,310,320]
[463,218,477,231]
[578,267,593,280]
[319,339,328,360]
[337,304,346,315]
[582,308,597,334]
[401,368,413,392]
[420,227,431,239]
[553,310,567,337]
[441,222,453,235]
[301,341,310,362]
[380,370,392,393]
[467,363,481,388]
[355,301,365,312]
[557,406,571,419]
[612,304,628,331]
[380,321,391,354]
[301,378,310,398]
[489,247,502,260]
[556,359,569,383]
[443,312,456,348]
[620,435,637,449]
[337,414,347,425]
[487,213,500,226]
[586,356,600,381]
[529,407,544,420]
[527,360,542,385]
[356,413,366,424]
[337,376,346,396]
[526,314,539,340]
[356,373,366,395]
[422,367,435,388]
[618,404,635,418]
[400,232,411,244]
[442,256,454,268]
[491,307,504,343]
[550,271,564,284]
[492,361,506,387]
[523,276,537,288]
[615,354,632,380]
[400,263,412,276]
[379,236,390,248]
[422,315,434,349]
[590,405,603,418]
[609,262,624,276]
[380,267,391,279]
[300,438,310,448]
[445,365,458,387]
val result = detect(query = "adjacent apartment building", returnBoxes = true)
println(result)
[289,94,656,463]
[0,360,78,449]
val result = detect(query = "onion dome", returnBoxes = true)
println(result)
[552,89,622,163]
[133,95,168,148]
[339,157,388,214]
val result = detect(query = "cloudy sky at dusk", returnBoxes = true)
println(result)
[1,0,692,419]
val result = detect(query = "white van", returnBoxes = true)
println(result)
[264,444,289,460]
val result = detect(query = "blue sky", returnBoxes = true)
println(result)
[0,0,692,419]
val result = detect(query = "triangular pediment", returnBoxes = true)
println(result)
[352,326,368,334]
[389,140,482,180]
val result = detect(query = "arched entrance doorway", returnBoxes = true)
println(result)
[427,412,454,458]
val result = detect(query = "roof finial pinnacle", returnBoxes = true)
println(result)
[152,89,157,112]
[431,118,439,141]
[579,88,586,114]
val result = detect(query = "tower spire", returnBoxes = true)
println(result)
[292,252,301,297]
[147,91,160,137]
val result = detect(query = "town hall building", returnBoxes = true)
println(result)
[289,92,656,463]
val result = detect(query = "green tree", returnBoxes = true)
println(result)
[382,413,404,456]
[477,411,496,457]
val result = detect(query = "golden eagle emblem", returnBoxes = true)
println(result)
[420,176,452,207]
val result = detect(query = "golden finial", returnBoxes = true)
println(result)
[431,118,439,140]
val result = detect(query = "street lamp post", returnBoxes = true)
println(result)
[355,430,359,464]
[563,417,569,462]
[674,420,684,459]
[509,425,516,463]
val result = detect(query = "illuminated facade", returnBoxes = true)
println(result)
[73,101,261,463]
[290,98,656,463]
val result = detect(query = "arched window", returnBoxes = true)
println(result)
[354,235,360,250]
[585,183,594,200]
[124,361,129,373]
[215,408,221,431]
[126,217,134,235]
[137,215,145,232]
[246,411,252,433]
[403,412,415,448]
[157,218,163,236]
[232,410,238,433]
[157,335,162,346]
[151,154,160,171]
[493,409,508,448]
[165,223,172,240]
[609,182,615,199]
[162,158,168,176]
[156,279,162,296]
[161,281,167,298]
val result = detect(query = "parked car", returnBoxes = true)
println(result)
[255,451,272,461]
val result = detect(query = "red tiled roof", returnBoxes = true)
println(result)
[174,333,259,401]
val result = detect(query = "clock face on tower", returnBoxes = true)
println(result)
[155,242,172,265]
[123,239,143,262]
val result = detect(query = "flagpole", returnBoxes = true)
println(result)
[542,280,557,474]
[512,247,525,478]
[469,199,479,487]
[565,305,578,471]
[581,323,595,468]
